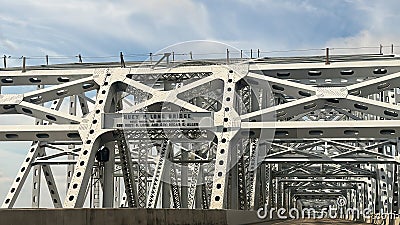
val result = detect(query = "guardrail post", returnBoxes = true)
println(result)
[22,56,26,72]
[325,48,330,65]
[226,49,230,64]
[120,52,125,68]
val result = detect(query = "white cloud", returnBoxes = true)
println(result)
[326,30,398,55]
[325,0,400,54]
[237,0,319,13]
[0,0,212,57]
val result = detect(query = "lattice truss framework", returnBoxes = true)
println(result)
[0,54,400,214]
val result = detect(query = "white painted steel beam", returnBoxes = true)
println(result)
[1,53,400,217]
[0,125,80,141]
[242,120,400,139]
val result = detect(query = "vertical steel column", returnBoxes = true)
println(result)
[237,141,247,210]
[162,162,171,208]
[377,162,389,215]
[362,182,368,215]
[395,138,400,215]
[162,146,173,208]
[280,182,285,210]
[247,140,260,210]
[117,137,138,207]
[137,140,148,208]
[31,146,43,208]
[387,91,396,219]
[285,184,291,212]
[187,162,201,209]
[32,84,45,208]
[170,157,181,208]
[258,87,268,210]
[92,167,100,208]
[258,150,267,209]
[357,183,363,214]
[181,146,189,208]
[114,177,121,207]
[273,176,278,209]
[210,69,239,209]
[229,144,239,209]
[102,142,115,208]
[367,169,376,215]
[147,141,170,208]
[66,95,77,193]
[63,69,113,207]
[266,164,273,211]
[195,165,204,209]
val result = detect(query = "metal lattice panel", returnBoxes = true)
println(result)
[0,54,399,224]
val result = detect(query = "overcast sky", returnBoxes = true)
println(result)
[1,0,400,207]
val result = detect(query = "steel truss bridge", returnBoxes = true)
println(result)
[1,53,400,224]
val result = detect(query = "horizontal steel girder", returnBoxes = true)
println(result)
[264,157,399,164]
[0,125,81,141]
[242,120,400,139]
